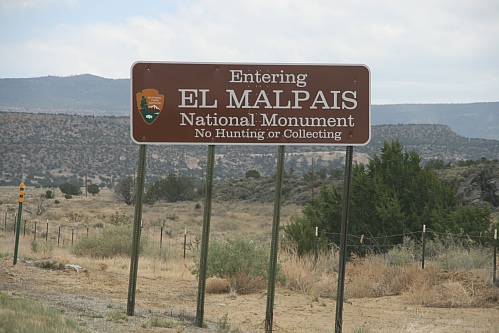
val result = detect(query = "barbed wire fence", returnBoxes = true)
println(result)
[316,226,498,283]
[2,213,498,283]
[2,214,201,258]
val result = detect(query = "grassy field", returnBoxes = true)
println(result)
[0,185,301,244]
[0,291,86,333]
[1,186,499,332]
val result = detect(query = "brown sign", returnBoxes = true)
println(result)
[131,62,370,145]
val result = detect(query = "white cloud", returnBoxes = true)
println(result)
[0,0,498,103]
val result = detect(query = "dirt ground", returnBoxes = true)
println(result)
[1,248,498,333]
[0,188,498,332]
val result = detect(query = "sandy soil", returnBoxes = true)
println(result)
[1,253,498,333]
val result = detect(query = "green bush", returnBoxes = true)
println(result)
[245,169,261,179]
[144,173,198,205]
[59,182,82,196]
[87,184,100,196]
[386,237,419,266]
[106,311,128,322]
[30,240,39,253]
[150,317,177,328]
[71,226,145,258]
[108,211,131,226]
[385,234,493,271]
[282,215,328,257]
[430,235,492,271]
[191,238,284,294]
[386,246,416,267]
[435,245,491,271]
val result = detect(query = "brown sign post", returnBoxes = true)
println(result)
[131,62,370,145]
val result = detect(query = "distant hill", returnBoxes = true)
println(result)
[0,112,498,188]
[372,103,499,140]
[1,74,498,139]
[0,74,129,112]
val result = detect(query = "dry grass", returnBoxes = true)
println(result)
[0,186,300,246]
[402,267,499,308]
[345,255,400,298]
[280,251,499,308]
[280,252,416,300]
[230,273,267,295]
[280,250,337,297]
[206,277,230,294]
[1,186,498,311]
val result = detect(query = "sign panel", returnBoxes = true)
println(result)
[131,62,370,145]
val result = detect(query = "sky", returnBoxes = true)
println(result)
[0,0,498,104]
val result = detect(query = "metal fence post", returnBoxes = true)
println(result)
[184,228,187,259]
[314,226,319,263]
[160,226,163,249]
[421,225,426,269]
[494,229,497,284]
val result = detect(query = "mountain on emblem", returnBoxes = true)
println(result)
[136,89,164,124]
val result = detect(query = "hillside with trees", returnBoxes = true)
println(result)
[1,75,497,139]
[1,112,499,190]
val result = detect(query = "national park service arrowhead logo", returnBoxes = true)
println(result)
[136,89,164,124]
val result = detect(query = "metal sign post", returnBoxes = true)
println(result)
[195,145,216,327]
[127,144,147,316]
[130,62,370,330]
[265,145,286,333]
[334,146,354,333]
[13,183,25,265]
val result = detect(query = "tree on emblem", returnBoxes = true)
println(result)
[140,96,148,111]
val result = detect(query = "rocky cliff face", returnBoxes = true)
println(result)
[453,165,499,211]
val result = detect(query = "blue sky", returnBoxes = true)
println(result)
[1,0,498,104]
